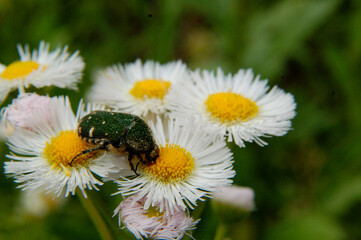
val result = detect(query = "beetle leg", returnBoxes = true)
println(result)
[69,145,108,166]
[134,162,140,174]
[128,152,139,176]
[137,153,147,164]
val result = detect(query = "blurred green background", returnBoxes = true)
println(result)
[0,0,360,239]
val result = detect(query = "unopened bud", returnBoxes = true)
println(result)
[212,185,255,222]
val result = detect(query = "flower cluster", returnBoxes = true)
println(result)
[1,41,296,239]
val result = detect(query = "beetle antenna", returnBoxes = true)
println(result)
[69,145,107,166]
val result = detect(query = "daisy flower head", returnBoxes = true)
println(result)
[4,96,122,197]
[167,68,297,147]
[114,116,235,214]
[0,41,85,103]
[114,195,199,240]
[87,59,188,118]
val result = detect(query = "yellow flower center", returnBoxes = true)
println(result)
[1,60,41,79]
[143,144,194,183]
[43,130,99,169]
[145,206,164,218]
[205,92,258,124]
[130,79,171,99]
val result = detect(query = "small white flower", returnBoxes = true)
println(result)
[114,117,235,214]
[167,68,297,147]
[0,93,53,139]
[87,59,188,117]
[17,188,67,218]
[114,195,199,240]
[213,185,255,212]
[0,41,85,103]
[4,96,122,197]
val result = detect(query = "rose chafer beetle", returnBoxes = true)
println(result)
[70,110,159,174]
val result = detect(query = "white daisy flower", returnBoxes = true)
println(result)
[114,195,199,240]
[0,41,85,103]
[4,96,122,197]
[87,59,188,117]
[167,68,297,147]
[114,117,235,214]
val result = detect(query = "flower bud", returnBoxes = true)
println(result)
[212,185,255,223]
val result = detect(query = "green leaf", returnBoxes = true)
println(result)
[321,177,361,217]
[240,0,340,78]
[265,212,345,240]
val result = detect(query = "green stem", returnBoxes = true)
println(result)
[88,190,118,231]
[77,190,114,240]
[214,223,230,240]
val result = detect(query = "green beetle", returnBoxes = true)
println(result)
[70,110,159,174]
